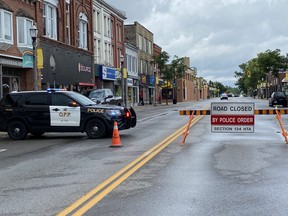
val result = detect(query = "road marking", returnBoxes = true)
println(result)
[0,149,7,153]
[57,115,203,216]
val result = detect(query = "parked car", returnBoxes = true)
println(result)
[83,89,122,106]
[220,93,228,100]
[0,89,136,140]
[269,92,287,107]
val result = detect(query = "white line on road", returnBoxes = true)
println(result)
[0,149,7,153]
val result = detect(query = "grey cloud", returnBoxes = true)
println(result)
[105,0,288,86]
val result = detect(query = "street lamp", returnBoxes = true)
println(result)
[120,54,126,107]
[153,65,157,106]
[30,24,38,91]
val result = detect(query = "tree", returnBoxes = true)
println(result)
[151,51,171,104]
[169,56,189,104]
[235,49,287,95]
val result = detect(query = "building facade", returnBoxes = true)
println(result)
[125,22,154,105]
[92,0,126,98]
[153,43,162,104]
[0,0,95,98]
[125,42,138,106]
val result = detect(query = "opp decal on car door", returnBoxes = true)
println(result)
[49,106,81,126]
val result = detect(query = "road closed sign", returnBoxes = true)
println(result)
[211,102,255,133]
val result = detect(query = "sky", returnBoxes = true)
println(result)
[105,0,288,87]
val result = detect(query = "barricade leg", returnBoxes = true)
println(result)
[181,111,194,145]
[275,109,288,144]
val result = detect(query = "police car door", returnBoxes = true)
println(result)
[50,93,80,127]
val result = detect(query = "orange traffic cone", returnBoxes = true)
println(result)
[110,121,123,148]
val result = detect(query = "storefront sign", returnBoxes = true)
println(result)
[0,57,23,67]
[22,50,33,68]
[78,63,91,73]
[127,78,133,86]
[101,66,117,80]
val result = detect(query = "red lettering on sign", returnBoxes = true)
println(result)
[211,115,254,125]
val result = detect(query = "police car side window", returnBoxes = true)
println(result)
[52,94,72,106]
[29,94,49,105]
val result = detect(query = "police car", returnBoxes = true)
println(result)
[0,89,137,140]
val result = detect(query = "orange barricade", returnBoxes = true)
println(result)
[181,111,194,145]
[275,108,288,144]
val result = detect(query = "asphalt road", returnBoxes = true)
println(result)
[1,97,288,216]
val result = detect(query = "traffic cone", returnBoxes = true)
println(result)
[110,121,123,148]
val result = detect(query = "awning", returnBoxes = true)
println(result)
[282,78,288,83]
[78,82,95,86]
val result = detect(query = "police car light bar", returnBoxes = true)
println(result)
[47,88,67,92]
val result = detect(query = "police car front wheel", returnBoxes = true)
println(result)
[8,121,28,140]
[85,119,106,139]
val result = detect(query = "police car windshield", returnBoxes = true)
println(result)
[66,91,96,106]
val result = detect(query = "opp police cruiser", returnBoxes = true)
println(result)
[0,89,136,140]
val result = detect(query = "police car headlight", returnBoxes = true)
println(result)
[106,110,121,116]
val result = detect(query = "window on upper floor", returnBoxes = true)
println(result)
[143,38,147,52]
[111,19,114,38]
[78,13,88,50]
[148,41,152,54]
[139,59,143,74]
[138,34,142,50]
[0,9,13,43]
[94,38,101,64]
[118,25,122,42]
[16,17,33,47]
[103,15,110,37]
[145,61,149,74]
[93,9,101,34]
[108,44,112,65]
[104,42,108,64]
[65,0,71,44]
[43,1,58,40]
[96,11,101,33]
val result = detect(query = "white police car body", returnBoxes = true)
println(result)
[0,89,136,140]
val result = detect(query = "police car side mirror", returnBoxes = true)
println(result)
[69,101,79,107]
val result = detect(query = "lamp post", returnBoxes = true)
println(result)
[153,65,157,106]
[30,24,38,91]
[120,54,126,107]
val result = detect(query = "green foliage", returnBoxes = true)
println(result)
[151,51,170,75]
[213,81,227,93]
[235,49,288,94]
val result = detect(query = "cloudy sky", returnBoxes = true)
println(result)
[105,0,288,87]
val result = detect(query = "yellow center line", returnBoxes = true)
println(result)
[57,115,203,216]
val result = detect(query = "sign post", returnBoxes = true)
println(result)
[211,102,255,133]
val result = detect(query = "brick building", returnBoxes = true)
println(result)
[0,0,95,98]
[125,22,154,104]
[92,0,126,97]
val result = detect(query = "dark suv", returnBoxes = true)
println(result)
[269,92,287,107]
[0,89,136,140]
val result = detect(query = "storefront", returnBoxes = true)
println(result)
[127,78,139,106]
[94,64,120,94]
[40,41,94,91]
[0,55,23,98]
